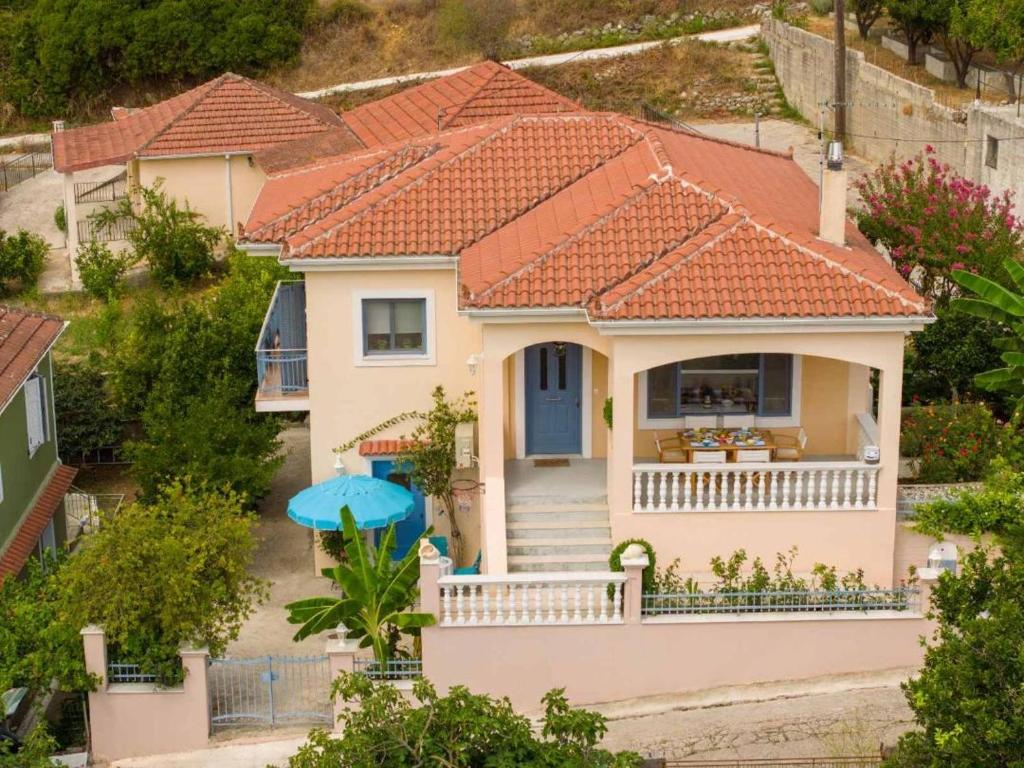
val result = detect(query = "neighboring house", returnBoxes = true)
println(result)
[50,73,345,282]
[0,306,76,579]
[242,103,931,587]
[51,62,577,287]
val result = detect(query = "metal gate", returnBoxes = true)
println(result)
[208,655,333,729]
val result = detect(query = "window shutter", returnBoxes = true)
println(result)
[25,376,45,455]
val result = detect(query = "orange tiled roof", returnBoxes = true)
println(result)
[243,113,929,322]
[359,439,419,456]
[0,306,65,411]
[254,61,581,175]
[0,464,77,579]
[52,73,343,173]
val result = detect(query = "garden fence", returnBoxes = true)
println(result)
[643,588,919,616]
[0,151,53,192]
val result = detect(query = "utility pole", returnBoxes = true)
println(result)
[833,0,847,141]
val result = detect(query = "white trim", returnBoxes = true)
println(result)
[287,256,458,271]
[352,289,436,368]
[581,347,593,459]
[137,150,256,161]
[461,308,588,321]
[255,396,310,413]
[594,316,933,335]
[514,350,526,460]
[515,343,590,457]
[637,355,803,430]
[237,242,282,256]
[224,154,234,233]
[46,357,59,460]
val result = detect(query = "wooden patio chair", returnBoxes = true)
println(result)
[735,448,772,491]
[722,414,756,429]
[654,431,689,463]
[685,415,718,429]
[773,428,808,461]
[690,449,727,492]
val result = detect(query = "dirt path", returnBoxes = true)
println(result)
[602,683,914,760]
[227,423,330,657]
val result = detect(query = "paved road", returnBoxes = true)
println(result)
[297,24,761,99]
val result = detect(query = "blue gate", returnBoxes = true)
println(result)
[208,655,332,730]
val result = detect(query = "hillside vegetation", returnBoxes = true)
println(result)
[0,0,758,134]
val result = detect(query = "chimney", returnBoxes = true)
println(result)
[51,119,65,132]
[819,140,847,246]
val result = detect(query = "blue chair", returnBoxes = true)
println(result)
[428,536,449,558]
[454,550,481,575]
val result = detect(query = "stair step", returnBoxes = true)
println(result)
[507,524,612,540]
[508,553,610,565]
[509,559,610,573]
[506,503,609,524]
[507,541,612,557]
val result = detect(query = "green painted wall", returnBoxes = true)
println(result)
[0,353,59,551]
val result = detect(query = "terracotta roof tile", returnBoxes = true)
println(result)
[52,73,342,173]
[243,113,929,322]
[0,305,65,411]
[0,465,77,579]
[359,439,419,457]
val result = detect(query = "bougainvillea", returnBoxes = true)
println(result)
[856,147,1023,304]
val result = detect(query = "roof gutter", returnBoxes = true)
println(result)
[0,321,69,414]
[281,255,458,271]
[238,242,282,257]
[460,307,588,322]
[591,315,934,335]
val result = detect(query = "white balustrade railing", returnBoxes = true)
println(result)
[632,462,878,513]
[437,572,626,626]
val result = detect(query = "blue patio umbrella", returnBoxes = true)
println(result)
[287,474,414,531]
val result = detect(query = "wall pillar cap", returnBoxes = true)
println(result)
[620,544,650,568]
[80,625,104,636]
[419,538,441,564]
[179,646,210,658]
[917,566,943,582]
[326,637,362,654]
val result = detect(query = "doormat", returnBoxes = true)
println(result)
[534,458,570,468]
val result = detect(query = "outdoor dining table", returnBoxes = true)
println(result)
[678,428,776,461]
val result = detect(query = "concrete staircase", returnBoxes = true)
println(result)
[506,501,612,572]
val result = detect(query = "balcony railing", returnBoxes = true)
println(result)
[256,281,308,398]
[632,461,879,513]
[642,587,920,617]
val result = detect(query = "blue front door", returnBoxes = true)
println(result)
[371,460,426,559]
[525,342,582,455]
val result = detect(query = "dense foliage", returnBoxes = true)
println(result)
[108,251,288,501]
[900,402,1001,482]
[884,543,1024,767]
[883,0,944,64]
[93,182,222,288]
[286,507,434,665]
[286,674,642,767]
[53,358,126,461]
[913,458,1024,538]
[856,148,1023,304]
[75,240,132,300]
[60,482,267,683]
[851,0,884,38]
[951,0,1024,95]
[0,229,47,296]
[0,0,313,118]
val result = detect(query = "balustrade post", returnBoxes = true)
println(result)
[326,630,360,731]
[418,539,443,621]
[621,544,650,625]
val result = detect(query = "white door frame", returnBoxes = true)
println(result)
[514,344,592,460]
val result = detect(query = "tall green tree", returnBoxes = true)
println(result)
[285,507,435,665]
[951,0,1024,99]
[884,0,944,63]
[851,0,885,38]
[935,0,981,88]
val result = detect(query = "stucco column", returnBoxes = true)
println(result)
[608,346,635,518]
[479,352,507,573]
[81,625,107,685]
[63,172,81,288]
[326,633,360,730]
[874,356,904,587]
[620,547,650,624]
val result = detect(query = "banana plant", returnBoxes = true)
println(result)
[285,506,435,665]
[952,259,1024,396]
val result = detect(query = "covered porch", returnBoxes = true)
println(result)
[476,323,906,583]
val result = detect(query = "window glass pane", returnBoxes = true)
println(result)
[647,364,678,418]
[364,301,392,353]
[680,370,757,414]
[680,354,759,371]
[393,300,424,351]
[760,354,792,416]
[539,348,548,390]
[557,349,567,390]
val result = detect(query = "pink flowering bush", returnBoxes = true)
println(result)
[856,147,1023,303]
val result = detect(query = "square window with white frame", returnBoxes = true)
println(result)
[24,372,49,457]
[362,298,427,356]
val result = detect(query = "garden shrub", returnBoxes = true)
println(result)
[76,240,133,300]
[608,538,656,594]
[900,403,1000,483]
[54,359,127,461]
[54,202,66,234]
[317,0,373,24]
[0,228,47,295]
[913,458,1024,538]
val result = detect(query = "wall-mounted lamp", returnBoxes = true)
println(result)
[333,452,346,476]
[466,353,482,375]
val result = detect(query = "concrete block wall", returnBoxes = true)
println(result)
[763,18,1024,214]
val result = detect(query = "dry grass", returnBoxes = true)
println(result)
[804,15,1005,107]
[524,40,762,120]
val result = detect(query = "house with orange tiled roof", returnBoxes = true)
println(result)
[52,63,578,288]
[0,306,77,580]
[240,106,933,591]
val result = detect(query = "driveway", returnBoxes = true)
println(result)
[0,167,73,292]
[227,423,333,658]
